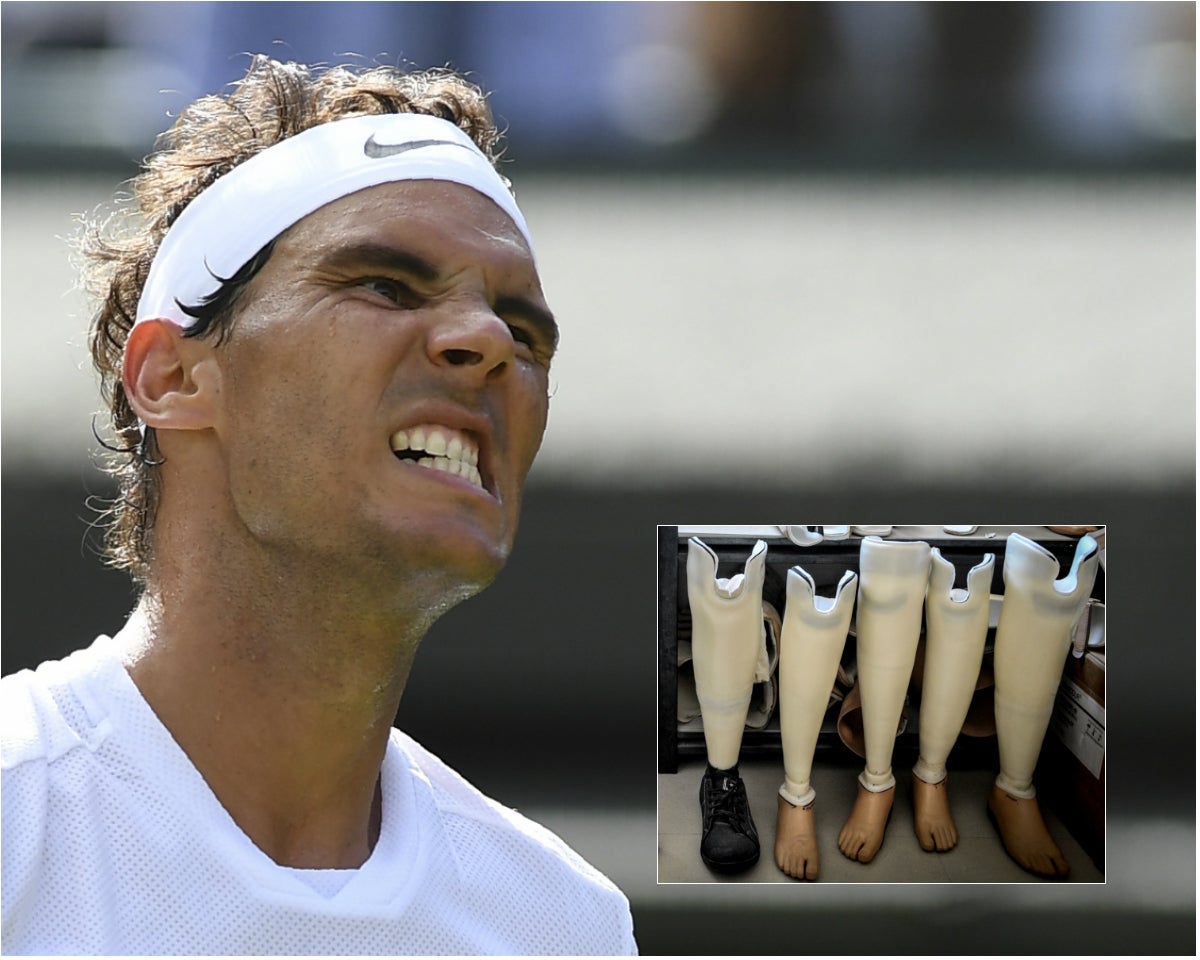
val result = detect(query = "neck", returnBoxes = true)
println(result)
[119,549,442,869]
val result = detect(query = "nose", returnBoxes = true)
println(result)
[426,301,514,383]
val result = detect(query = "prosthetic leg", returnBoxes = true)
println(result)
[912,549,995,852]
[687,537,769,873]
[775,566,858,880]
[989,533,1100,877]
[838,537,931,863]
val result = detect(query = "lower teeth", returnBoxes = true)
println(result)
[412,456,480,487]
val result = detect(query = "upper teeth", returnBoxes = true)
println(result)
[390,424,483,488]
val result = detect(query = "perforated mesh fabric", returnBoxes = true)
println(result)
[2,636,636,955]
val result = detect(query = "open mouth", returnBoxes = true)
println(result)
[389,423,485,491]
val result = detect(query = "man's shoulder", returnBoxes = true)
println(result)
[1,641,111,772]
[1,647,112,922]
[389,728,562,840]
[388,730,636,953]
[2,663,76,772]
[389,729,625,891]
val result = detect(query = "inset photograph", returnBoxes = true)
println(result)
[657,524,1105,883]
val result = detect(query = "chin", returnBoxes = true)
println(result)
[378,539,507,630]
[388,515,513,590]
[434,540,509,593]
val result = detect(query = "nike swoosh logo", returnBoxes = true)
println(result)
[363,134,472,159]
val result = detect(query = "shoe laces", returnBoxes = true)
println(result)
[704,775,750,831]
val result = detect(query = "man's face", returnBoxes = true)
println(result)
[202,180,555,595]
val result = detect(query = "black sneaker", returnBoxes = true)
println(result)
[699,764,759,873]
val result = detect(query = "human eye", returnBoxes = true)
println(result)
[506,322,535,350]
[495,297,557,367]
[504,320,554,367]
[358,277,421,308]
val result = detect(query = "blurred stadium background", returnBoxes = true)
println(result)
[2,2,1194,953]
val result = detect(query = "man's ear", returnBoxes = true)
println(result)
[122,320,221,431]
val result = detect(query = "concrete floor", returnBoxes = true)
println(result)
[659,757,1103,884]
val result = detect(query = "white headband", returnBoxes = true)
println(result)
[135,113,533,327]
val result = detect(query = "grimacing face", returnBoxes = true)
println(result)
[196,179,555,594]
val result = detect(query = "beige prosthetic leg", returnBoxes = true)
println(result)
[775,567,858,880]
[687,537,769,768]
[838,537,931,863]
[687,537,769,872]
[912,549,995,852]
[989,533,1100,877]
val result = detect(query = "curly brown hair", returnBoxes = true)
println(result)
[79,55,507,584]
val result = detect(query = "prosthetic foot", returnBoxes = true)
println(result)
[687,537,768,872]
[837,780,895,863]
[990,533,1100,878]
[912,774,956,852]
[775,794,818,880]
[775,566,858,880]
[912,549,995,852]
[987,782,1069,877]
[839,537,930,863]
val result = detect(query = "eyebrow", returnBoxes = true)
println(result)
[317,242,442,284]
[317,241,559,351]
